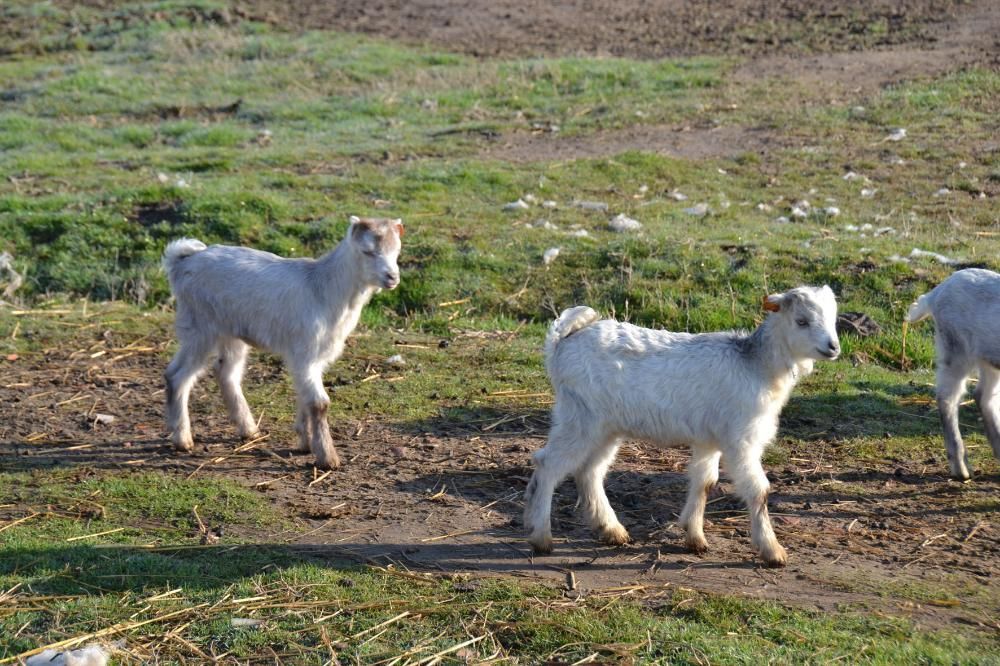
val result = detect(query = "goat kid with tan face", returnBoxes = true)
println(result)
[162,216,403,470]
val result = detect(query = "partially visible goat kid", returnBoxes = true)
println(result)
[162,216,403,469]
[525,286,840,566]
[907,268,1000,480]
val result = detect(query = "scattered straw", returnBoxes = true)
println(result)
[66,527,126,542]
[0,604,209,664]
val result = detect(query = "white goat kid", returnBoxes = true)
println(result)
[162,216,403,470]
[906,268,1000,480]
[524,286,840,567]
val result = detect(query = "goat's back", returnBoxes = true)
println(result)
[547,319,767,440]
[917,268,1000,362]
[167,244,323,348]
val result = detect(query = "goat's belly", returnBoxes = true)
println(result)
[615,417,707,449]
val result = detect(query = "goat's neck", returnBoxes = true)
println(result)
[314,242,377,314]
[746,317,804,394]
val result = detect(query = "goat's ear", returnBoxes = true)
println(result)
[349,217,374,242]
[393,219,404,238]
[763,293,783,312]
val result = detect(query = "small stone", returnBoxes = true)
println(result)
[573,200,609,212]
[608,214,641,232]
[683,203,709,217]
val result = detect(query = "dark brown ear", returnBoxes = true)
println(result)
[763,294,782,312]
[393,219,404,238]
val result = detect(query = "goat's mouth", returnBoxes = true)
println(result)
[382,278,400,290]
[817,348,840,360]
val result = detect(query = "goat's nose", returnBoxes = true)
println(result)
[829,340,841,354]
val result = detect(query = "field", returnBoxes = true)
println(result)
[1,0,999,663]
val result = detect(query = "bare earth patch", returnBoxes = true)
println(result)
[1,324,997,633]
[482,125,791,163]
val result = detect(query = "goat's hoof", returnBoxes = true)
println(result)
[599,525,630,546]
[685,535,709,554]
[314,456,342,471]
[528,535,553,555]
[238,428,260,442]
[760,544,788,568]
[171,435,194,452]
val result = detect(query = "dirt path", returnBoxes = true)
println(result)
[2,340,997,632]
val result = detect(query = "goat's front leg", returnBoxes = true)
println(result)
[291,364,341,470]
[293,404,313,453]
[730,446,786,567]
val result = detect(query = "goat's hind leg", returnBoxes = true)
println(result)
[975,363,1000,463]
[575,438,629,546]
[936,352,974,480]
[524,419,591,554]
[165,336,216,452]
[215,338,258,440]
[679,446,721,554]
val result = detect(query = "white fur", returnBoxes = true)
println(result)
[162,216,403,469]
[26,645,109,666]
[524,286,840,567]
[906,268,1000,480]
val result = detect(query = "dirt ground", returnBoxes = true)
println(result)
[1,326,997,632]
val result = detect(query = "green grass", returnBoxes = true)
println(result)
[1,546,994,663]
[2,1,1000,662]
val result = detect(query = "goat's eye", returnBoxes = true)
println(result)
[795,318,809,327]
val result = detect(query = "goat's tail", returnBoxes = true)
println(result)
[162,238,207,289]
[545,306,600,365]
[905,290,935,324]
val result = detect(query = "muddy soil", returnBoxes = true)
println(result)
[1,330,997,632]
